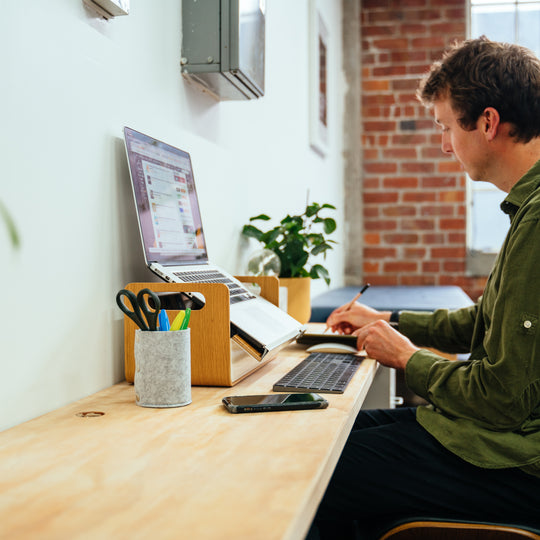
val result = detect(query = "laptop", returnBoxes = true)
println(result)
[123,126,305,360]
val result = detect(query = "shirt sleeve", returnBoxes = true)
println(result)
[403,215,540,431]
[398,305,477,354]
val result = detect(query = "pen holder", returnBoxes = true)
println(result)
[134,329,192,408]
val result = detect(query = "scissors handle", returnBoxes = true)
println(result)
[137,288,161,331]
[116,289,149,331]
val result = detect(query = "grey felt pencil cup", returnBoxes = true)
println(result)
[134,329,192,408]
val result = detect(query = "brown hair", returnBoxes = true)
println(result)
[417,36,540,143]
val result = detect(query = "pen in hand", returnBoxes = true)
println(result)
[324,283,371,333]
[344,283,371,311]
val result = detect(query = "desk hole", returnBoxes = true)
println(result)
[76,411,105,418]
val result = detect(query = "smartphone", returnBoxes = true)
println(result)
[222,393,328,414]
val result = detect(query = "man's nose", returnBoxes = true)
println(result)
[441,135,453,154]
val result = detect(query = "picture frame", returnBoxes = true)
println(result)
[309,3,329,157]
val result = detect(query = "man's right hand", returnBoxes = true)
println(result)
[326,302,392,334]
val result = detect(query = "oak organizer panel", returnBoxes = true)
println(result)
[123,276,280,386]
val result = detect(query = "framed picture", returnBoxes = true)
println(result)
[309,3,329,157]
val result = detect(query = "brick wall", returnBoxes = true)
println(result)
[360,0,487,301]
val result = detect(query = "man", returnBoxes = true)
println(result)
[308,37,540,539]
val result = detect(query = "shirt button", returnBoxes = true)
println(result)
[524,320,532,329]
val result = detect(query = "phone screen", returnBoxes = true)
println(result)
[222,393,328,413]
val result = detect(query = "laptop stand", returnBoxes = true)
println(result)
[123,276,281,386]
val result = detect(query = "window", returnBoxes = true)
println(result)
[467,0,540,273]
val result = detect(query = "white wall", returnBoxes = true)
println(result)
[0,0,345,431]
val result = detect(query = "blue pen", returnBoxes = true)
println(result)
[158,310,170,331]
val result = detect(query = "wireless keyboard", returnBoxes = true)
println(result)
[273,352,363,394]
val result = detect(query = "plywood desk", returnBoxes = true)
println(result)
[0,337,377,540]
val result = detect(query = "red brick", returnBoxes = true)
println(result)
[423,233,446,244]
[431,247,466,258]
[364,274,399,286]
[439,190,465,202]
[392,134,427,145]
[422,261,440,273]
[400,23,428,34]
[402,219,435,230]
[363,80,391,92]
[373,65,408,77]
[382,206,417,217]
[363,177,380,189]
[444,261,466,272]
[421,205,454,216]
[372,38,410,50]
[401,162,435,174]
[383,177,418,189]
[422,176,456,188]
[403,192,437,202]
[401,275,437,286]
[392,79,419,91]
[364,219,398,230]
[364,247,397,258]
[384,261,418,273]
[365,162,398,174]
[363,95,397,106]
[364,192,399,204]
[440,218,466,230]
[448,232,466,243]
[390,51,427,63]
[404,247,427,258]
[364,233,381,246]
[412,36,446,49]
[363,25,396,38]
[364,121,398,132]
[364,261,380,274]
[438,161,463,173]
[383,233,419,244]
[382,148,418,160]
[364,207,380,218]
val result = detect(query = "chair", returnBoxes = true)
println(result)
[378,519,540,540]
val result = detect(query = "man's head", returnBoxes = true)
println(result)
[417,36,540,143]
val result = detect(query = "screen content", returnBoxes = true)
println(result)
[228,393,325,405]
[124,127,208,265]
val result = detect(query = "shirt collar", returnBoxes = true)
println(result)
[501,159,540,216]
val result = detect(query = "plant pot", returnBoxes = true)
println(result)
[279,277,311,324]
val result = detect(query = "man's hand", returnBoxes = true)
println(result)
[353,320,419,370]
[326,302,391,335]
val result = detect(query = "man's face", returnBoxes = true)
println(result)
[433,98,489,182]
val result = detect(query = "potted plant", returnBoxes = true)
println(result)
[242,202,337,323]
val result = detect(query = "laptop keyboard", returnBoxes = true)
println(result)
[172,269,255,303]
[273,352,363,394]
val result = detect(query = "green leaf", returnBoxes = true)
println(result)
[311,242,333,256]
[310,264,331,285]
[249,214,271,221]
[242,224,264,241]
[323,218,337,234]
[0,201,20,248]
[261,228,281,245]
[306,203,320,217]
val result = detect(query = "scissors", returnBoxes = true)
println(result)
[116,288,161,331]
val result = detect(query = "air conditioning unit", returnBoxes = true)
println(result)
[181,0,265,101]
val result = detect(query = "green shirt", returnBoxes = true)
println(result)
[401,160,540,477]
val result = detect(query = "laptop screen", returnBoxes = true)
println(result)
[123,127,208,266]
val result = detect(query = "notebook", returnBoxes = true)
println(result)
[123,127,305,360]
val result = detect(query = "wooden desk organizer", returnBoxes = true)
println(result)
[123,276,281,386]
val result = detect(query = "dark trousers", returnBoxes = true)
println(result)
[308,408,540,540]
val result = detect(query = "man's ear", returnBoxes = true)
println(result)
[481,107,501,141]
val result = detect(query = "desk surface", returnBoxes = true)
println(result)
[0,331,377,540]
